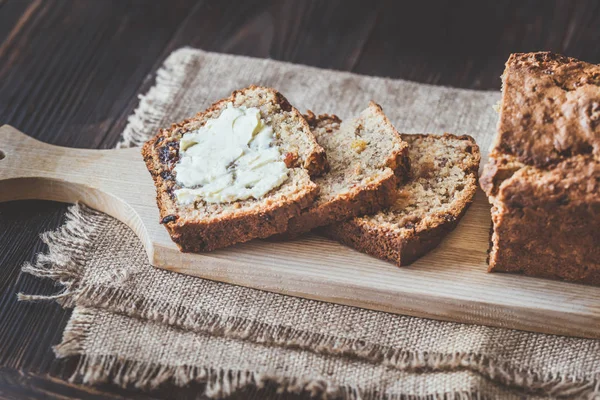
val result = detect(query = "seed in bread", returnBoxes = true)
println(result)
[323,134,480,266]
[142,85,328,252]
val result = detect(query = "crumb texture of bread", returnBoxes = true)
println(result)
[281,102,409,237]
[142,86,325,252]
[482,52,600,285]
[323,134,480,266]
[491,52,600,169]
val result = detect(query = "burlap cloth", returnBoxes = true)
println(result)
[20,48,600,399]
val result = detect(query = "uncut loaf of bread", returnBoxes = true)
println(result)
[323,134,480,266]
[280,102,409,237]
[481,52,600,284]
[142,86,328,252]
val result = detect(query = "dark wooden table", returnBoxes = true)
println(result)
[1,1,599,398]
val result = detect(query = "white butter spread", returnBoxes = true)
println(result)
[173,103,289,204]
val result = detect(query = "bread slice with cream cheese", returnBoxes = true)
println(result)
[142,85,327,252]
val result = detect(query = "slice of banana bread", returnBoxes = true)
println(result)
[281,102,409,237]
[323,134,480,266]
[481,52,600,284]
[142,86,328,252]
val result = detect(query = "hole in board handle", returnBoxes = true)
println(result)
[0,150,5,160]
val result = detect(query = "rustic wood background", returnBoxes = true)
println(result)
[1,0,600,398]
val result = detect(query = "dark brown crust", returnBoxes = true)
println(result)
[323,133,480,266]
[479,153,522,197]
[493,52,600,168]
[304,110,341,127]
[141,85,322,252]
[278,170,398,240]
[483,52,600,285]
[322,196,474,266]
[277,104,410,238]
[486,155,600,284]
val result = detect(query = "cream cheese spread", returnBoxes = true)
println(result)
[173,103,289,204]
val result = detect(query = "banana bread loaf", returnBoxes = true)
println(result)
[481,52,600,284]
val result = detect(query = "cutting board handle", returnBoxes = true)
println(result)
[0,124,159,258]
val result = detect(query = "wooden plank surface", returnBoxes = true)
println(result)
[2,0,600,398]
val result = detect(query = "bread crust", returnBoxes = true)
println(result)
[492,52,600,169]
[141,86,323,252]
[161,190,317,252]
[323,133,480,266]
[282,168,398,239]
[482,52,600,285]
[279,103,409,238]
[323,199,472,266]
[485,155,600,284]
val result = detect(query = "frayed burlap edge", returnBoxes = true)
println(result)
[67,284,600,398]
[54,308,496,400]
[18,204,109,306]
[18,204,600,399]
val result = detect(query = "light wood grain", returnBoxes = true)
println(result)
[1,124,599,339]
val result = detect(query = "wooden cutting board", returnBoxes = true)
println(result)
[2,124,599,339]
